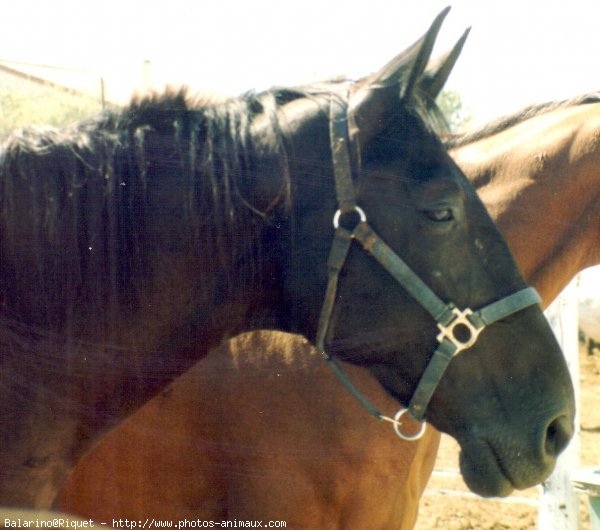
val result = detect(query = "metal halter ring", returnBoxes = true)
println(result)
[333,206,367,230]
[392,408,427,441]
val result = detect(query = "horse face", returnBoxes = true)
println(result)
[283,11,575,497]
[332,110,574,496]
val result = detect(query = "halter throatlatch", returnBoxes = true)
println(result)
[316,97,542,441]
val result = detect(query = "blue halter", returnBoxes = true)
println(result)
[316,97,541,440]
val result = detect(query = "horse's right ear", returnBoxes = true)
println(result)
[420,28,470,101]
[349,7,450,146]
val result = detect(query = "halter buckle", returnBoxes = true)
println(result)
[436,307,484,355]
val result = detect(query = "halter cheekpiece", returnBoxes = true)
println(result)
[316,97,541,441]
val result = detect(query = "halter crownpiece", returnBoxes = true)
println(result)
[316,96,541,441]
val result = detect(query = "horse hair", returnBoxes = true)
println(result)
[446,91,600,148]
[0,81,445,336]
[0,89,294,332]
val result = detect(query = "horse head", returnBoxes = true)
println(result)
[276,8,575,497]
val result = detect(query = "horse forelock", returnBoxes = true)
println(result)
[445,91,600,148]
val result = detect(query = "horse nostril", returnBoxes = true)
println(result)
[544,414,574,457]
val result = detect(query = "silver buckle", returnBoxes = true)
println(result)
[436,307,484,355]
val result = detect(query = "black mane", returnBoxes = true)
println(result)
[0,81,446,335]
[0,89,297,332]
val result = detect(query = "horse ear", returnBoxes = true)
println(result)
[398,6,451,100]
[349,7,450,145]
[420,28,470,100]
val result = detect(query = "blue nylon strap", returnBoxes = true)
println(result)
[329,98,357,212]
[474,287,541,326]
[319,96,544,434]
[408,340,456,420]
[316,227,353,353]
[352,222,455,325]
[407,286,541,421]
[324,355,386,421]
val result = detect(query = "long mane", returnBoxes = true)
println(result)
[0,79,447,336]
[0,89,298,332]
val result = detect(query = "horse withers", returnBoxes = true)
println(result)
[1,8,573,508]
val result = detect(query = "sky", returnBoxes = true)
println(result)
[3,0,600,120]
[1,0,599,296]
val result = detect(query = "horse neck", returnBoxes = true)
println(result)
[451,102,600,305]
[0,100,301,507]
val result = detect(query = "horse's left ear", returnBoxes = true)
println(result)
[349,7,450,145]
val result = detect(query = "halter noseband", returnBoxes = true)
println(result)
[316,97,541,441]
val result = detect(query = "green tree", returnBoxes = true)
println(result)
[437,90,471,132]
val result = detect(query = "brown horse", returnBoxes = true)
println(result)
[61,91,600,528]
[62,331,439,530]
[449,92,600,303]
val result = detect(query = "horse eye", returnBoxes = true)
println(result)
[424,208,454,222]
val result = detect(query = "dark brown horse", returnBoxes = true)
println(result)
[60,91,600,528]
[2,9,572,511]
